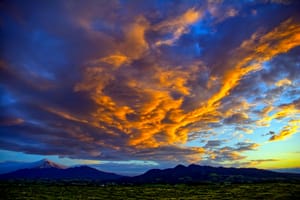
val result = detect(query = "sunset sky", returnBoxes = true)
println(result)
[1,0,300,175]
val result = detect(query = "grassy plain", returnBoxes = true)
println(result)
[1,181,300,199]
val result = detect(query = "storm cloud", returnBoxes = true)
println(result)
[1,0,300,169]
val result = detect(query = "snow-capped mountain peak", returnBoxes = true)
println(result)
[0,159,68,174]
[32,159,67,169]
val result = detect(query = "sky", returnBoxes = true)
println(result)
[0,0,300,176]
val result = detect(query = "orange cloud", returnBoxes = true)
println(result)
[185,147,205,163]
[258,98,300,127]
[275,78,292,87]
[183,18,300,130]
[261,106,274,117]
[154,65,199,95]
[74,18,300,155]
[218,148,247,161]
[121,16,149,60]
[86,16,149,70]
[3,0,300,167]
[154,8,203,46]
[269,119,300,141]
[92,54,128,68]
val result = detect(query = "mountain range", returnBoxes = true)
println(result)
[0,159,67,174]
[119,164,300,184]
[0,159,123,181]
[1,159,299,184]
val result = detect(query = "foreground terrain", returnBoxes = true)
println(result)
[1,181,300,199]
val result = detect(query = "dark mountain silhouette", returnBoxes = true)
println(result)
[118,164,300,184]
[0,160,125,181]
[0,159,67,174]
[1,160,300,184]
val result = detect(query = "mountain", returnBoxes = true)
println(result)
[0,159,125,181]
[1,161,300,184]
[0,159,67,174]
[119,164,300,184]
[30,159,67,169]
[271,168,300,174]
[0,165,125,181]
[0,159,66,174]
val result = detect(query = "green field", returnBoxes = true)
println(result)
[1,182,300,199]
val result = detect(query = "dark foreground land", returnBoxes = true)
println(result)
[1,181,300,199]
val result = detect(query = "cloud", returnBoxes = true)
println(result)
[275,78,292,87]
[121,16,150,59]
[204,140,223,148]
[1,1,300,167]
[235,142,260,151]
[226,159,279,168]
[235,127,253,134]
[0,117,24,126]
[262,131,275,137]
[224,113,250,124]
[43,107,89,124]
[154,8,203,46]
[269,119,300,141]
[257,97,300,126]
[204,142,259,163]
[248,159,279,164]
[92,54,129,68]
[213,147,247,161]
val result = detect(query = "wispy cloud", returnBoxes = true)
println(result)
[269,119,300,141]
